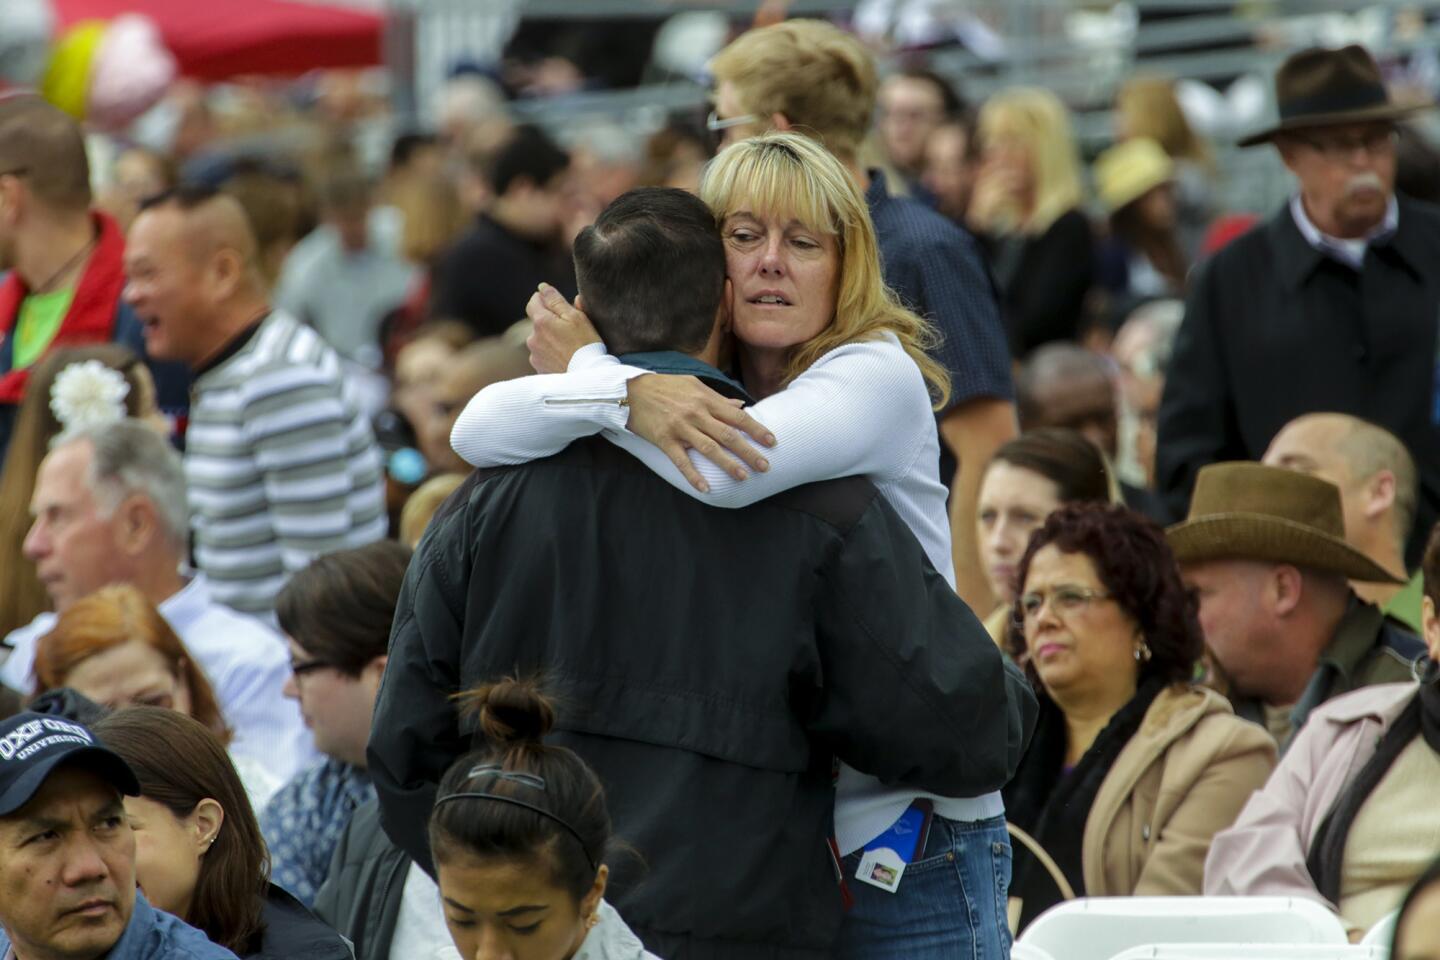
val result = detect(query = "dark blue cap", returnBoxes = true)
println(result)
[0,713,140,817]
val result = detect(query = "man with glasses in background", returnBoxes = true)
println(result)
[260,541,410,908]
[1157,45,1440,573]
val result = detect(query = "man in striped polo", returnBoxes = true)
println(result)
[122,186,387,618]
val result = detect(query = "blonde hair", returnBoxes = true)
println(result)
[700,132,950,408]
[978,88,1086,234]
[400,473,467,548]
[708,20,877,162]
[391,176,468,266]
[1116,75,1214,171]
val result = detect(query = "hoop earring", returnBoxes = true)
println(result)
[1134,640,1153,664]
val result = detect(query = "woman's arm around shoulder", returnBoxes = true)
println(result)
[449,346,644,467]
[610,334,938,507]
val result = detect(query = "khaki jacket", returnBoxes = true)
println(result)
[1082,684,1277,897]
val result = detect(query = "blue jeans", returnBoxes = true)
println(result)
[836,814,1012,960]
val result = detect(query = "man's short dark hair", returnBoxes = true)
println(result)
[275,541,412,675]
[489,125,569,195]
[896,67,966,119]
[320,168,373,214]
[137,182,222,213]
[391,132,437,172]
[571,187,725,356]
[0,95,92,212]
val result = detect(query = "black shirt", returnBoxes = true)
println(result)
[429,214,577,339]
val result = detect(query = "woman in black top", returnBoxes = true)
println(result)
[970,87,1096,355]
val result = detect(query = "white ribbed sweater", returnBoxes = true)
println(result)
[450,334,1004,852]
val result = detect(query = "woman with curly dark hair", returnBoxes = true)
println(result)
[1003,502,1276,932]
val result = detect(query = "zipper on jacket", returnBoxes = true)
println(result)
[543,397,628,407]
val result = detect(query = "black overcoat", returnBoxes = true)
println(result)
[1157,195,1440,565]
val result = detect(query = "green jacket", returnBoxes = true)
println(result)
[1233,596,1425,750]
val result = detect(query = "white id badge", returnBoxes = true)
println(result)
[851,800,931,894]
[855,846,907,893]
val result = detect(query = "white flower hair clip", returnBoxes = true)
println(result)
[49,360,130,433]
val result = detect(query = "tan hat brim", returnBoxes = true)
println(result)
[1167,513,1404,583]
[1238,101,1433,147]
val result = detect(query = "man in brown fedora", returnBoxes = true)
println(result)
[1156,44,1440,572]
[1169,462,1424,749]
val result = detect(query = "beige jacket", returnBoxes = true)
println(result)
[1082,684,1278,896]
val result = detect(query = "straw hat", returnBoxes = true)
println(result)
[1166,462,1403,583]
[1238,44,1431,148]
[1094,137,1174,213]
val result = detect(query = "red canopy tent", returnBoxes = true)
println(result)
[51,0,384,81]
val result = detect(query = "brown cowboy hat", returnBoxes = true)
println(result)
[1166,462,1403,583]
[1238,44,1431,147]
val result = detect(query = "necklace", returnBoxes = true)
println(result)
[31,234,96,295]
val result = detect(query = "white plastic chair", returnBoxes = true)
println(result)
[1360,910,1397,948]
[1011,943,1059,960]
[1016,897,1349,960]
[1109,946,1386,960]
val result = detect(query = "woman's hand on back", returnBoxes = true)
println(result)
[526,284,602,373]
[625,375,776,492]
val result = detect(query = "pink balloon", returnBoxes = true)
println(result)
[86,13,175,131]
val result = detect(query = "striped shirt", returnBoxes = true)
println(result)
[186,310,387,616]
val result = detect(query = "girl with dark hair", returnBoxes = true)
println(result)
[1003,502,1275,932]
[977,428,1115,643]
[93,706,351,960]
[431,678,660,960]
[1392,857,1440,959]
[1205,521,1440,937]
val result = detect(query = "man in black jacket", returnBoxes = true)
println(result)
[368,187,1035,960]
[428,124,578,338]
[1156,45,1440,568]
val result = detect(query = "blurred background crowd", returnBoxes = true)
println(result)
[4,2,1440,959]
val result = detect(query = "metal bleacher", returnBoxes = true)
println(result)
[384,0,1440,214]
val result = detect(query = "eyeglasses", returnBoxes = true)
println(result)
[1292,127,1398,163]
[289,657,341,679]
[707,110,759,136]
[1018,585,1112,622]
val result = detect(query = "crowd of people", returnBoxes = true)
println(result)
[1,10,1440,960]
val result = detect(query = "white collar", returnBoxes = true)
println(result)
[1289,193,1398,269]
[156,575,209,631]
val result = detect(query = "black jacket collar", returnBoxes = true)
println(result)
[1268,193,1425,290]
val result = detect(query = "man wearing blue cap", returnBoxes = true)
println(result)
[0,713,238,960]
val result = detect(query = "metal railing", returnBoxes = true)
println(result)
[384,0,1440,212]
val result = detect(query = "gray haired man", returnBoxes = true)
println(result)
[2,420,314,785]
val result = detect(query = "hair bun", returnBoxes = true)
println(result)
[474,678,555,747]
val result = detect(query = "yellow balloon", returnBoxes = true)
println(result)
[42,21,107,121]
